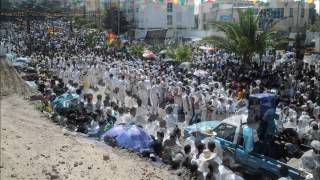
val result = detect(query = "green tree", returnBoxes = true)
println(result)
[129,43,144,57]
[84,32,96,48]
[309,16,320,32]
[203,9,280,67]
[166,46,192,63]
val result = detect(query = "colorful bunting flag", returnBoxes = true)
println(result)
[307,0,314,4]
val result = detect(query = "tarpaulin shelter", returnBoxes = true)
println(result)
[52,92,80,109]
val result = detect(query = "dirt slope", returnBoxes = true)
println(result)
[0,95,180,180]
[0,58,33,98]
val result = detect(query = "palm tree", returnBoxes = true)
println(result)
[129,43,144,57]
[166,46,192,63]
[203,9,281,67]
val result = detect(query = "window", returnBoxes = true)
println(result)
[301,8,305,18]
[167,2,173,12]
[280,8,284,18]
[237,130,244,147]
[214,123,237,142]
[167,15,172,25]
[176,12,182,26]
[272,8,284,18]
[136,8,139,13]
[289,8,293,17]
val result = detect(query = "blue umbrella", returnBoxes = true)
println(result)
[101,124,128,139]
[115,125,153,152]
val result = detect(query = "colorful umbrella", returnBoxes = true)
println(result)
[142,50,156,59]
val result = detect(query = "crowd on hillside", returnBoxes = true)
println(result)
[1,19,319,180]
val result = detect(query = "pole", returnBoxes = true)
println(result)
[118,0,120,35]
[297,1,300,32]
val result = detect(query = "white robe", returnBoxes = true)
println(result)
[150,84,160,114]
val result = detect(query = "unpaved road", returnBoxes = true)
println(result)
[0,95,181,180]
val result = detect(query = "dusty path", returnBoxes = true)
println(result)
[0,95,181,180]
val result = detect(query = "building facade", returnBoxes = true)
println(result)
[198,0,315,33]
[259,0,314,33]
[122,0,195,40]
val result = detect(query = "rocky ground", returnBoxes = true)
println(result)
[0,95,183,180]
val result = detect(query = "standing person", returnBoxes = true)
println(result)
[159,77,167,108]
[300,140,320,180]
[138,77,149,108]
[199,95,208,122]
[164,106,178,134]
[150,79,161,116]
[118,75,128,107]
[182,87,191,124]
[95,94,103,110]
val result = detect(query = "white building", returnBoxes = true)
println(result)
[198,0,255,30]
[260,0,314,33]
[198,0,315,33]
[122,0,195,40]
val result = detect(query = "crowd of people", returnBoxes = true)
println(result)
[1,18,320,180]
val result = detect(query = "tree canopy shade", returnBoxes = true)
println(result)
[203,9,283,67]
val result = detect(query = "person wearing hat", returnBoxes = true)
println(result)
[300,140,320,180]
[196,149,219,180]
[306,123,320,142]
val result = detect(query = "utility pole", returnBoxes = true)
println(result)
[297,0,300,32]
[118,0,120,35]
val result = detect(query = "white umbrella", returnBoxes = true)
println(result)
[159,50,167,55]
[179,62,191,69]
[199,46,207,50]
[194,70,209,77]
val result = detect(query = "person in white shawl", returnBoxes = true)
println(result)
[138,77,149,108]
[300,140,320,180]
[297,111,312,138]
[164,106,178,134]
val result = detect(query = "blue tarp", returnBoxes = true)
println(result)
[52,93,80,108]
